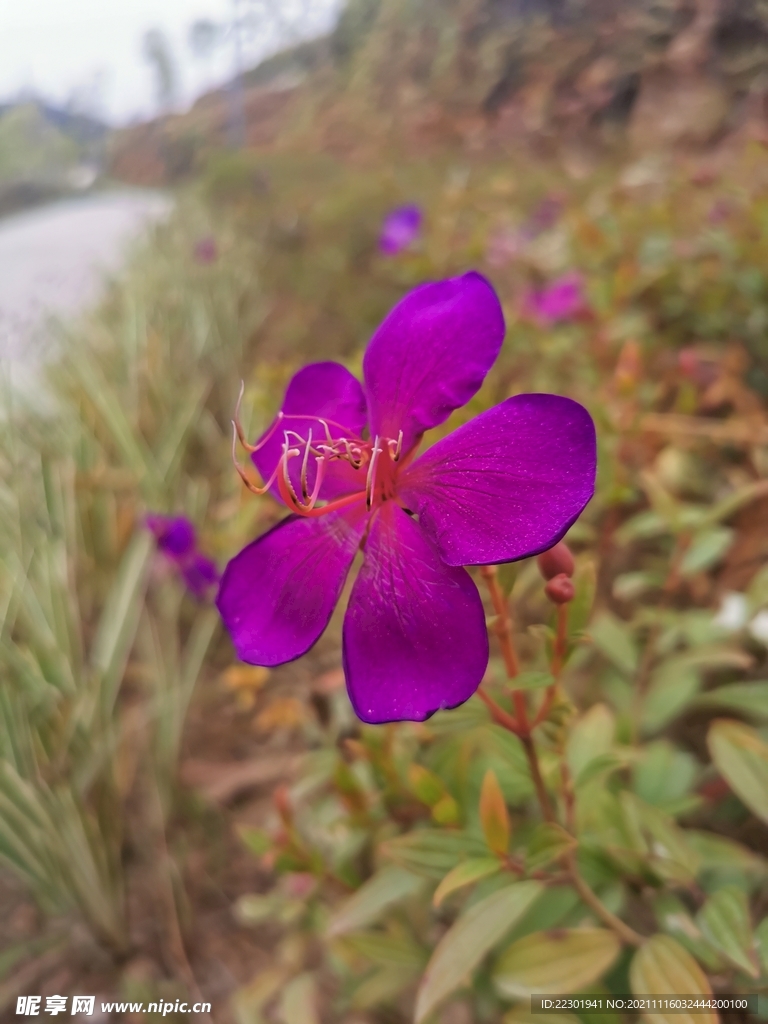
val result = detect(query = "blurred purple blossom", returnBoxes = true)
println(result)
[379,204,422,256]
[146,514,219,600]
[708,199,733,225]
[486,195,564,267]
[524,195,563,237]
[193,237,218,264]
[523,273,586,325]
[486,227,526,267]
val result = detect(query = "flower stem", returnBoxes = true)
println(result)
[532,603,569,729]
[477,686,521,734]
[565,850,643,946]
[480,565,520,679]
[520,732,555,822]
[559,762,642,946]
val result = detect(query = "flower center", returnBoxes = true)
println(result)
[232,394,408,518]
[272,421,404,516]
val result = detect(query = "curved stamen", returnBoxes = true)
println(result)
[231,422,281,496]
[366,436,383,509]
[300,429,313,501]
[234,381,285,454]
[387,430,404,462]
[280,442,302,507]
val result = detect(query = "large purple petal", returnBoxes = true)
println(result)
[342,503,488,724]
[397,394,596,567]
[217,504,368,666]
[251,362,368,503]
[363,273,505,456]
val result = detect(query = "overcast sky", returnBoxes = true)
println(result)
[0,0,340,124]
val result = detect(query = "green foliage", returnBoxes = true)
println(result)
[0,202,267,947]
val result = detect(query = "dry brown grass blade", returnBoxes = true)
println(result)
[179,754,303,804]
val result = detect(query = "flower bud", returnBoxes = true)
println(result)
[537,541,574,580]
[545,573,575,604]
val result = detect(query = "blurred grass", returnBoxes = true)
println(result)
[0,204,271,953]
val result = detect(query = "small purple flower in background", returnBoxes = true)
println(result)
[708,199,733,225]
[486,195,564,267]
[486,226,526,267]
[379,204,422,256]
[193,236,218,264]
[146,514,219,600]
[523,194,563,238]
[218,273,596,724]
[523,272,587,326]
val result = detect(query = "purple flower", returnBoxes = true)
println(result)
[146,514,219,600]
[708,199,732,225]
[379,205,422,256]
[523,195,563,238]
[193,237,218,264]
[217,273,596,724]
[523,273,586,326]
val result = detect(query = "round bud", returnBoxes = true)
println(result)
[545,573,575,605]
[537,541,575,580]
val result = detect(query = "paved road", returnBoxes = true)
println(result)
[0,190,171,389]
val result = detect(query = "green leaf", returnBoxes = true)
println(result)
[526,822,577,872]
[696,886,759,978]
[431,793,460,825]
[350,965,416,1010]
[433,858,502,908]
[341,931,427,968]
[235,894,281,925]
[680,527,734,576]
[685,830,767,877]
[613,571,663,602]
[512,671,555,691]
[576,752,625,789]
[408,764,446,807]
[634,741,698,810]
[589,613,638,676]
[493,928,621,997]
[704,479,768,527]
[756,917,768,974]
[696,682,768,721]
[238,826,271,857]
[381,829,487,879]
[231,967,288,1024]
[615,509,667,545]
[278,973,319,1024]
[621,793,699,883]
[566,703,616,779]
[326,866,425,938]
[707,719,768,824]
[89,530,154,717]
[630,935,716,1024]
[652,894,725,972]
[414,881,543,1023]
[641,668,700,734]
[568,558,597,636]
[480,769,510,856]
